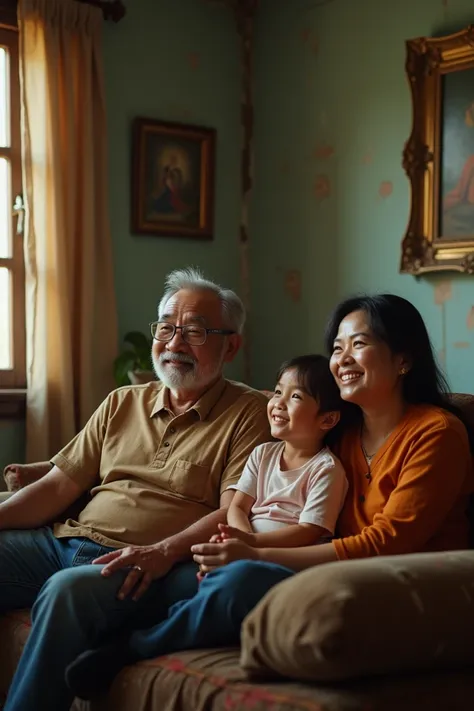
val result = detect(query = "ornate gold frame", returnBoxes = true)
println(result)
[401,26,474,275]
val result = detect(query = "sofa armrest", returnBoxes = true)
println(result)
[3,462,53,492]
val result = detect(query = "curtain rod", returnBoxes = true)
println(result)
[76,0,126,22]
[0,0,126,24]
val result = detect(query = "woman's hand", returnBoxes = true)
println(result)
[191,538,259,573]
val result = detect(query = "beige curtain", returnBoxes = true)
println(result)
[19,0,118,461]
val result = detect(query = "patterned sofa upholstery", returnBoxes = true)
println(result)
[1,394,474,711]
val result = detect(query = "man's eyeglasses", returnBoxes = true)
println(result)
[150,321,235,346]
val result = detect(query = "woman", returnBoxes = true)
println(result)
[66,294,474,699]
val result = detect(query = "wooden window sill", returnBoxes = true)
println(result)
[0,390,26,419]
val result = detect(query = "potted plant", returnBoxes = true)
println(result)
[113,331,155,387]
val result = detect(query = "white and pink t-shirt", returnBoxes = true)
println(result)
[229,441,348,534]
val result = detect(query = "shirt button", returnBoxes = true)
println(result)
[169,428,175,434]
[365,473,372,481]
[359,495,365,503]
[164,442,170,447]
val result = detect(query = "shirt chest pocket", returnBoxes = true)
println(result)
[168,460,212,504]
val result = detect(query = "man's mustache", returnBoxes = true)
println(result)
[158,352,196,367]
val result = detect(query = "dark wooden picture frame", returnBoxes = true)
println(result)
[401,26,474,275]
[131,118,215,240]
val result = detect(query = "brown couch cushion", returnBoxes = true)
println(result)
[241,550,474,682]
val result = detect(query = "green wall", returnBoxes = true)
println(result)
[250,0,474,392]
[4,0,474,470]
[0,0,242,472]
[102,0,244,380]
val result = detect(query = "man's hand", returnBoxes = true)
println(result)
[93,544,175,601]
[191,538,259,573]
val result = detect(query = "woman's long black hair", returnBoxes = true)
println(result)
[324,294,474,453]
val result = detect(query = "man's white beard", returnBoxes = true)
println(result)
[153,351,225,391]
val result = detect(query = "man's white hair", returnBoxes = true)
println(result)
[158,267,246,334]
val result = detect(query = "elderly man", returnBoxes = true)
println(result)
[0,267,270,711]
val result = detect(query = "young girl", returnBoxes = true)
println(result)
[66,354,348,699]
[204,354,348,562]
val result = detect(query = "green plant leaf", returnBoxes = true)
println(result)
[124,331,152,356]
[113,351,136,387]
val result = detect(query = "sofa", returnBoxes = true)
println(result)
[1,393,474,711]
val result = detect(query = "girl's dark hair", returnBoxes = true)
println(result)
[276,354,347,446]
[277,354,341,413]
[324,294,474,452]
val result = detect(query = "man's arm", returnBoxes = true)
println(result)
[160,489,236,560]
[0,466,86,530]
[94,489,237,600]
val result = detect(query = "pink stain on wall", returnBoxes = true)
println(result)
[313,143,335,160]
[434,281,453,305]
[299,28,318,56]
[378,181,393,198]
[362,151,374,165]
[300,28,311,43]
[284,269,302,303]
[188,52,200,70]
[314,175,331,201]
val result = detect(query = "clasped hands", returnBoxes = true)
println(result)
[92,524,257,601]
[193,523,258,578]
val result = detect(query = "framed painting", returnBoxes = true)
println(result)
[401,26,474,275]
[131,118,215,239]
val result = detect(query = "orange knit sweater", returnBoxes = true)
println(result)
[333,404,473,559]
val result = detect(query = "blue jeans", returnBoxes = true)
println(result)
[128,560,294,659]
[0,527,199,711]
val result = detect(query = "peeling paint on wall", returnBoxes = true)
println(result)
[188,52,200,70]
[467,306,474,330]
[299,27,318,56]
[378,181,393,198]
[453,342,471,349]
[300,28,311,43]
[313,143,335,160]
[284,269,302,303]
[433,281,453,305]
[314,175,331,201]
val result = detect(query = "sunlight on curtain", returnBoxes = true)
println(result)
[19,0,118,460]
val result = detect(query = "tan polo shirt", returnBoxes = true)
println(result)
[51,379,271,548]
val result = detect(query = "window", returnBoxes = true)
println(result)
[0,24,25,392]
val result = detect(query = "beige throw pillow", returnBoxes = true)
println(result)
[241,551,474,682]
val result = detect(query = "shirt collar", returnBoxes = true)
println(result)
[192,378,226,421]
[150,378,226,420]
[150,384,170,418]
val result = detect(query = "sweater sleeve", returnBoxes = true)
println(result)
[333,422,471,559]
